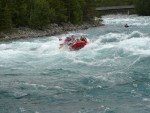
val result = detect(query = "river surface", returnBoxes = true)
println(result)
[0,15,150,113]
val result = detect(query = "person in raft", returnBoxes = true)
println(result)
[80,36,87,43]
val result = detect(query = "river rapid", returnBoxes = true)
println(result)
[0,15,150,113]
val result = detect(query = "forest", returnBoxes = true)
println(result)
[0,0,96,31]
[135,0,150,16]
[0,0,150,31]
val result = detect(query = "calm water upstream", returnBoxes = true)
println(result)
[0,15,150,113]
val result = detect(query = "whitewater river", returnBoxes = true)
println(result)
[0,15,150,113]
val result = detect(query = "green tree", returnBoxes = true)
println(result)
[0,0,12,31]
[135,0,150,16]
[70,0,83,24]
[63,0,83,24]
[48,0,67,23]
[83,0,96,22]
[30,0,55,29]
[12,0,28,27]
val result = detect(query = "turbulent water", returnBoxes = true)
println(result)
[0,15,150,113]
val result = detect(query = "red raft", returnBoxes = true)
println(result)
[63,36,88,50]
[70,40,86,50]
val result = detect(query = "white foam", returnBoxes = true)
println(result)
[143,98,150,102]
[102,15,150,26]
[119,37,150,55]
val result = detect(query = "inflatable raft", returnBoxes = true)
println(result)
[59,36,88,50]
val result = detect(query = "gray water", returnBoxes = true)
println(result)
[0,15,150,113]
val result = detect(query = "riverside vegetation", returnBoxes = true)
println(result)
[0,0,99,40]
[0,0,97,31]
[0,0,150,40]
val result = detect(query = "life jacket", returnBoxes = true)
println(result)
[80,37,87,43]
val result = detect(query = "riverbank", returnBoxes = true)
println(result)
[0,21,103,41]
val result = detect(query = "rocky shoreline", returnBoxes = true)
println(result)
[0,21,103,41]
